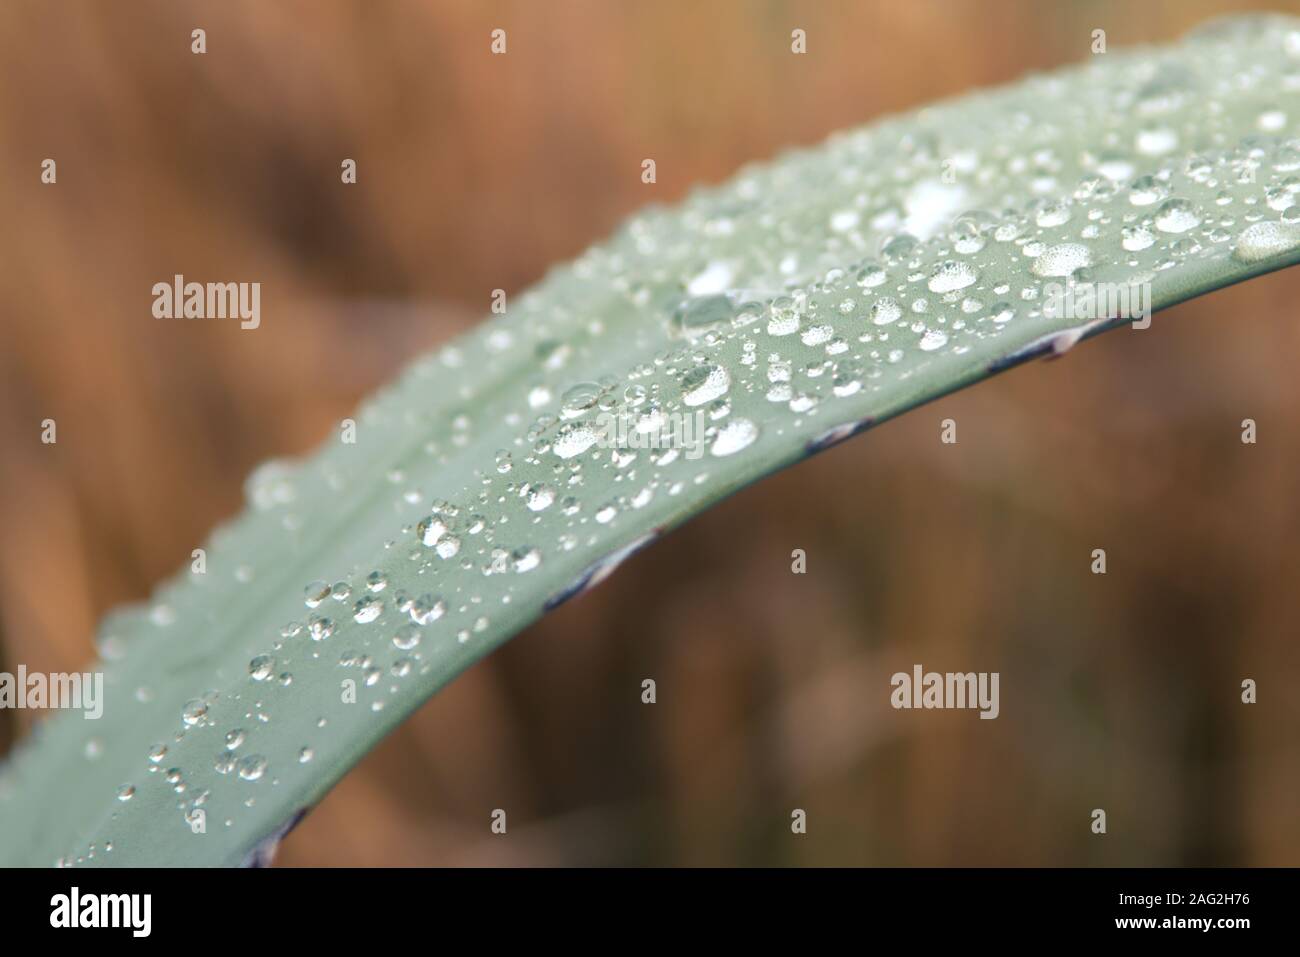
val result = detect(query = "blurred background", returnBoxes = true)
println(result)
[2,0,1298,865]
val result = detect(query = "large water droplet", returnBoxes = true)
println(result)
[1032,243,1092,277]
[248,655,276,682]
[711,418,759,456]
[681,363,731,406]
[353,595,383,624]
[181,699,208,727]
[926,260,979,293]
[393,624,421,651]
[417,515,450,547]
[673,295,734,339]
[1154,198,1201,233]
[870,297,902,325]
[919,329,949,351]
[559,382,603,419]
[553,421,600,459]
[237,755,268,782]
[1232,220,1300,262]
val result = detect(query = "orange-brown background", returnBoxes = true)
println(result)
[1,0,1297,865]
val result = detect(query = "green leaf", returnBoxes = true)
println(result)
[4,14,1300,866]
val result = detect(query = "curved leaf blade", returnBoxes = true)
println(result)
[3,14,1300,866]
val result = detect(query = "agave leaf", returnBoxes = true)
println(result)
[3,15,1300,866]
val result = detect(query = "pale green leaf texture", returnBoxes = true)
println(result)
[3,15,1300,866]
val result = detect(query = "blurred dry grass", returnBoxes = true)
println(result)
[1,0,1298,865]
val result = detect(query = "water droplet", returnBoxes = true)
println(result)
[673,295,734,339]
[855,262,888,288]
[1096,157,1135,182]
[681,363,731,406]
[1128,176,1168,206]
[417,515,450,547]
[711,418,759,456]
[393,624,421,650]
[237,755,268,782]
[304,580,330,608]
[353,595,384,624]
[1034,201,1072,228]
[830,208,860,232]
[308,616,335,641]
[1136,126,1178,156]
[1232,220,1300,262]
[181,699,208,727]
[919,329,949,351]
[559,382,603,419]
[1258,108,1287,132]
[512,546,542,573]
[524,484,556,511]
[801,324,833,346]
[1032,243,1092,277]
[1154,198,1201,233]
[989,302,1015,324]
[553,422,600,459]
[1122,224,1156,251]
[411,594,447,625]
[686,260,734,295]
[248,655,276,682]
[766,297,801,336]
[870,297,903,325]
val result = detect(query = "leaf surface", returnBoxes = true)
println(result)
[3,14,1299,866]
